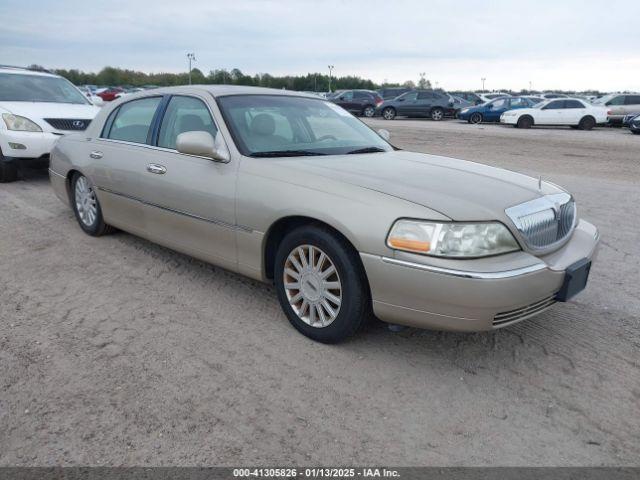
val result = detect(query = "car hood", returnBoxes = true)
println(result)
[0,102,100,119]
[283,151,563,221]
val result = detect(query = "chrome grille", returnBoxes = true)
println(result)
[493,295,557,327]
[505,193,576,250]
[44,118,92,131]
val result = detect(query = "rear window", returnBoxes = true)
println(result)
[106,97,162,144]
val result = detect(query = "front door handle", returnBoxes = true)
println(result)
[146,163,167,175]
[89,151,103,159]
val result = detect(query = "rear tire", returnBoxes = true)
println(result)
[469,112,483,124]
[274,225,370,343]
[430,107,444,121]
[70,173,114,236]
[382,107,396,120]
[578,116,596,131]
[0,149,19,183]
[516,116,533,129]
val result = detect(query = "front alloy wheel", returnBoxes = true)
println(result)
[274,225,370,343]
[431,108,444,121]
[283,245,342,328]
[469,112,482,124]
[382,107,396,120]
[363,106,376,118]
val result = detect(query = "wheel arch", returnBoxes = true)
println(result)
[262,215,361,281]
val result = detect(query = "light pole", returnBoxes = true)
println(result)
[529,80,533,92]
[419,72,425,88]
[187,52,196,85]
[328,65,334,92]
[481,77,486,91]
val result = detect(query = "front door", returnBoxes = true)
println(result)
[138,94,238,269]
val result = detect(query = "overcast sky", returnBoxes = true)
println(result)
[1,0,638,91]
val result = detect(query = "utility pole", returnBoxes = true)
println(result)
[328,65,334,92]
[481,77,486,91]
[529,80,533,92]
[187,52,196,85]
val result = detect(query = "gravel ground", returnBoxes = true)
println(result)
[0,120,638,466]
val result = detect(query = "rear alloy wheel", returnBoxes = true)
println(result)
[578,116,596,131]
[382,107,396,120]
[71,173,113,236]
[363,105,376,118]
[469,112,483,124]
[517,116,533,129]
[431,108,444,121]
[274,225,369,343]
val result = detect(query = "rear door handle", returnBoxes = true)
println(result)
[146,163,167,175]
[89,151,103,159]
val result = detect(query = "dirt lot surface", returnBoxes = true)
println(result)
[1,121,638,466]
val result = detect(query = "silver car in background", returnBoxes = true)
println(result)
[49,86,599,343]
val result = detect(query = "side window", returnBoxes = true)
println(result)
[492,98,507,108]
[353,91,366,99]
[565,100,584,109]
[107,97,161,144]
[417,92,434,100]
[402,92,418,101]
[341,91,353,101]
[158,96,218,150]
[625,95,640,105]
[544,100,565,110]
[509,98,525,107]
[606,96,625,106]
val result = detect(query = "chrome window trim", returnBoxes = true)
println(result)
[381,256,547,279]
[94,137,224,162]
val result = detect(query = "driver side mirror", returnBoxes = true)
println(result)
[176,131,230,163]
[377,129,390,141]
[339,96,345,100]
[486,104,493,110]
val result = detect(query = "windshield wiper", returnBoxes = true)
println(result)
[346,146,387,154]
[250,150,327,158]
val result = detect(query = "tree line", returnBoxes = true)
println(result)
[49,66,390,91]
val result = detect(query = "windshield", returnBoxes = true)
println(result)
[0,73,90,104]
[217,95,393,157]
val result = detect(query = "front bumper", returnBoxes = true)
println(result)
[360,219,599,331]
[0,130,62,160]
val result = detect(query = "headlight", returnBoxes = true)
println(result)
[460,108,469,113]
[2,113,42,132]
[387,219,520,258]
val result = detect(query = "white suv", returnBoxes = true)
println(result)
[0,67,100,182]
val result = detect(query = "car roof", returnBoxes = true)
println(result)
[122,85,323,99]
[0,66,60,78]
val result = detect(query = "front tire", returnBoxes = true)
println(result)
[578,116,596,131]
[71,173,113,236]
[516,116,533,129]
[382,107,396,120]
[430,107,444,121]
[0,149,18,183]
[362,105,375,118]
[274,225,370,343]
[469,112,483,124]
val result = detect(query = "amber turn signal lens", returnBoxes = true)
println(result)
[388,237,430,252]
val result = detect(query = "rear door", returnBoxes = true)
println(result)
[563,100,586,124]
[90,96,163,232]
[605,95,626,117]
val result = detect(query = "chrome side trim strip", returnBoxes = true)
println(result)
[48,168,65,179]
[96,186,253,233]
[381,256,548,279]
